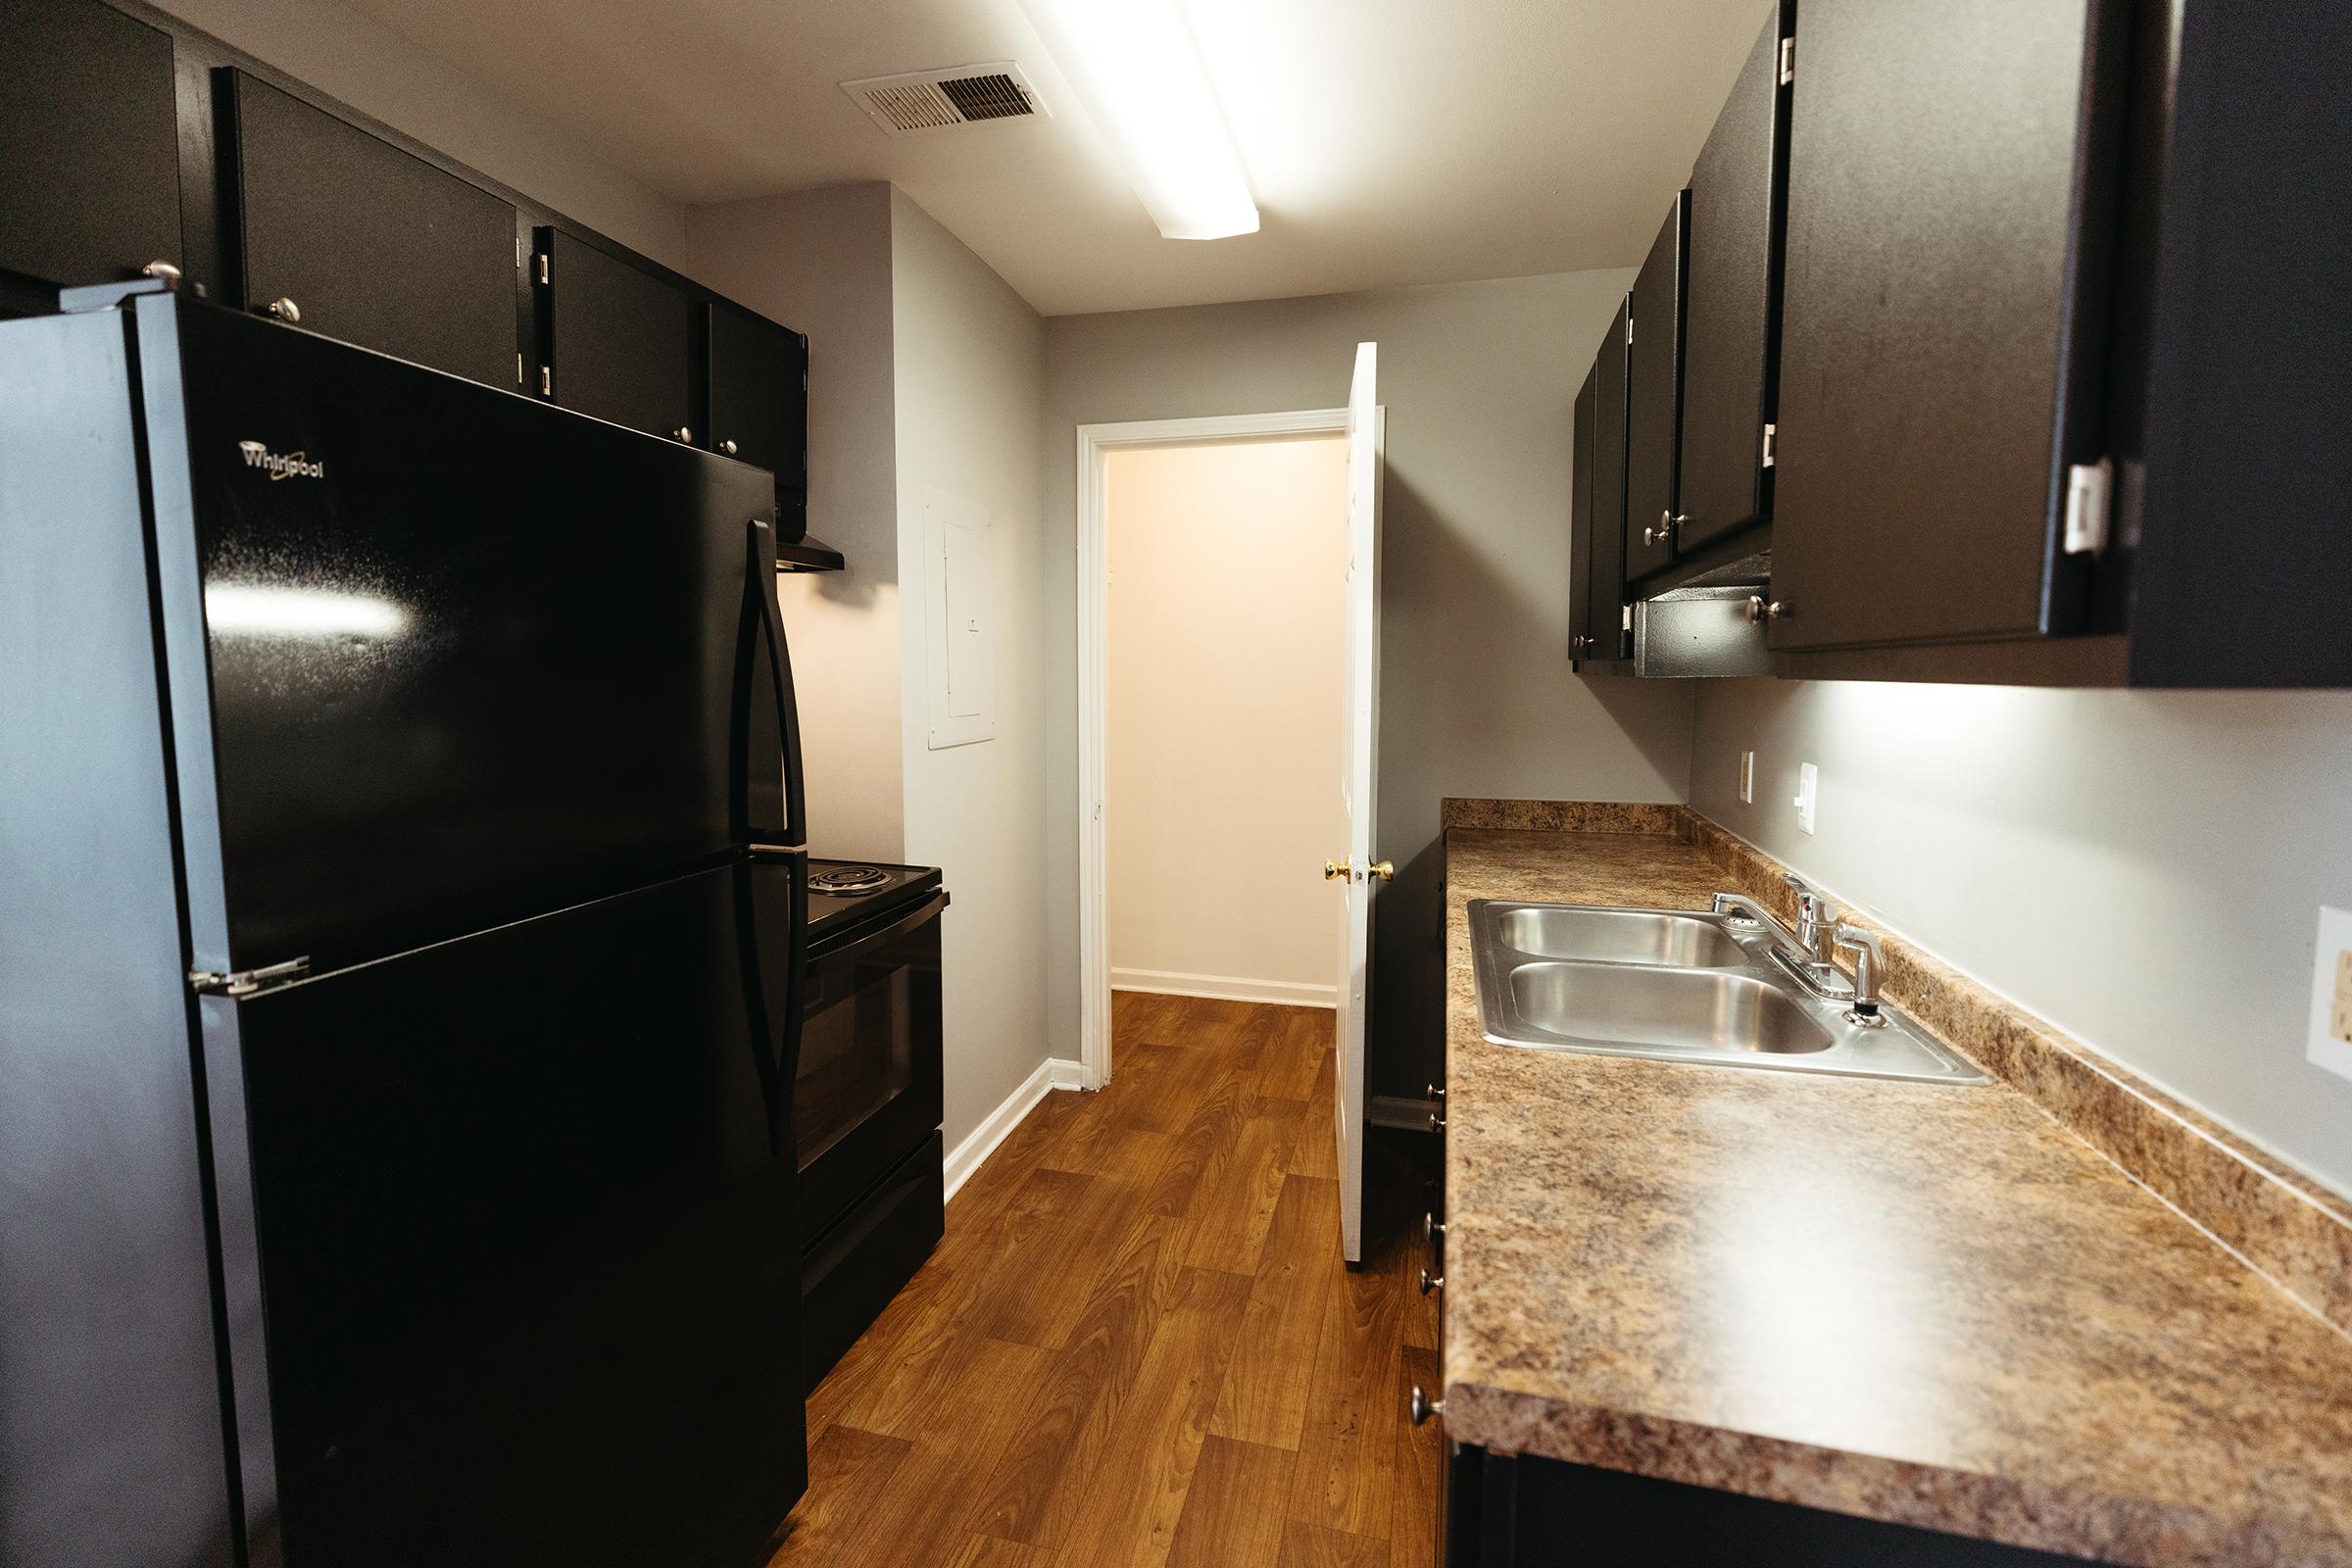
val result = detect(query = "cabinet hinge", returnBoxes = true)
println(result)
[1779,37,1795,85]
[538,365,553,397]
[2062,458,2113,555]
[516,351,524,388]
[1761,422,1777,468]
[189,956,311,999]
[1624,315,1633,347]
[534,253,550,286]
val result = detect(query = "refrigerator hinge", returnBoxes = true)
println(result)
[189,956,312,999]
[2062,457,2113,555]
[1761,422,1777,468]
[1779,37,1795,84]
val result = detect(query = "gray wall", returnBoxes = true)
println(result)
[889,191,1056,1150]
[1042,273,1696,1095]
[1690,679,2352,1196]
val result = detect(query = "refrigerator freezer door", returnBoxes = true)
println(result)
[202,860,808,1567]
[137,297,783,975]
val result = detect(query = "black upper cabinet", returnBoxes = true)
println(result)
[0,0,181,301]
[1569,366,1598,660]
[1590,299,1633,661]
[222,72,518,388]
[1623,193,1690,583]
[1677,2,1793,556]
[1768,0,2125,653]
[539,228,696,442]
[705,300,808,500]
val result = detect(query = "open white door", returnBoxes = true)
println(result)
[1335,342,1383,1264]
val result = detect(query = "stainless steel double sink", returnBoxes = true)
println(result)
[1470,902,1984,1084]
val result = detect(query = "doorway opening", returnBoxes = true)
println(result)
[1073,410,1349,1090]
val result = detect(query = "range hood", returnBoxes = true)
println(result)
[776,533,846,573]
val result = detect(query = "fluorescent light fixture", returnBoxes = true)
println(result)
[205,582,411,640]
[1017,0,1259,240]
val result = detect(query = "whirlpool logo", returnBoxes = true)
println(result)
[236,440,324,481]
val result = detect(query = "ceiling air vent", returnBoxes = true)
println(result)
[841,63,1050,135]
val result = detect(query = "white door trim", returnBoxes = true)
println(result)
[1074,408,1349,1091]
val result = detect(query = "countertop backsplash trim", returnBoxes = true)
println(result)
[1446,798,2352,1335]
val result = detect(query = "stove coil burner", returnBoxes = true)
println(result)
[810,865,891,896]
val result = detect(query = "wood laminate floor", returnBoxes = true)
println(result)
[766,992,1444,1568]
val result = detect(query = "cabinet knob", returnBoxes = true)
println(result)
[1419,1266,1444,1296]
[672,426,694,443]
[1745,595,1787,624]
[1571,634,1588,654]
[1423,1209,1446,1244]
[141,260,181,284]
[719,438,739,457]
[1409,1386,1445,1427]
[1427,1084,1446,1102]
[265,297,301,323]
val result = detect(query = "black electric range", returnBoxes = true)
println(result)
[804,858,944,947]
[794,856,949,1389]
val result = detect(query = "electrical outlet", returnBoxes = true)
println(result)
[2309,906,2352,1084]
[1793,761,1818,835]
[1739,751,1754,805]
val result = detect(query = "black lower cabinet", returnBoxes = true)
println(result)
[1446,1447,2099,1567]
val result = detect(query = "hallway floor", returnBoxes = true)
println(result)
[766,992,1443,1568]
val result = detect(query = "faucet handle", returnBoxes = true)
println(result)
[1784,872,1836,925]
[1833,923,1886,1025]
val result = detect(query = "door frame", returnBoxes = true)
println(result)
[1073,408,1351,1090]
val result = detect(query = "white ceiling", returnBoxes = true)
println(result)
[340,0,1771,317]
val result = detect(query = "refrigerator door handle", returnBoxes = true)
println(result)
[747,517,808,850]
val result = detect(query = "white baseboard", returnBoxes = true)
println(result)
[943,1054,1086,1202]
[1111,967,1339,1008]
[1369,1094,1440,1132]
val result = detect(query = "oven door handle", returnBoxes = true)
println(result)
[810,890,951,972]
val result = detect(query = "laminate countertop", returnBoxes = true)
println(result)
[1439,827,2352,1567]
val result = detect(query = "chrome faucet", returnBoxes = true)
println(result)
[1783,873,1839,964]
[1833,923,1886,1026]
[1712,878,1857,1004]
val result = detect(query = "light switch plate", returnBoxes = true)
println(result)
[2309,906,2352,1084]
[1739,751,1754,805]
[1793,761,1818,835]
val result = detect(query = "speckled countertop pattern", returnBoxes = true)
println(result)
[1440,828,2352,1568]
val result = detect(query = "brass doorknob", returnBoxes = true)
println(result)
[1368,859,1395,882]
[1322,858,1352,881]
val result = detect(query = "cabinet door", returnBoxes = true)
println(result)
[0,0,181,297]
[1768,0,2122,651]
[1678,2,1793,554]
[705,301,808,501]
[1569,365,1598,660]
[540,228,695,441]
[1590,300,1633,660]
[1623,193,1690,581]
[225,72,518,388]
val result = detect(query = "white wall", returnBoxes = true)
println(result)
[687,183,906,863]
[1043,272,1696,1096]
[143,0,688,268]
[1106,437,1349,1004]
[888,191,1054,1152]
[1690,679,2352,1197]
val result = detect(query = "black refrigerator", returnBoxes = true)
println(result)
[0,285,810,1567]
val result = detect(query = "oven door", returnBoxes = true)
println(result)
[795,890,947,1245]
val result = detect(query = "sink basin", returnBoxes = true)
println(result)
[1469,900,1985,1085]
[1508,963,1834,1055]
[1493,904,1754,968]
